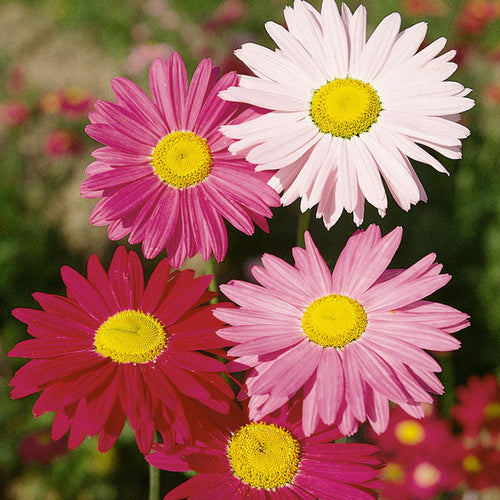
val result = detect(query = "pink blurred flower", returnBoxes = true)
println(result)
[204,0,245,32]
[215,225,469,437]
[0,100,30,127]
[59,87,94,119]
[126,43,172,76]
[82,53,279,267]
[462,445,500,490]
[43,129,82,157]
[9,246,235,453]
[147,400,383,499]
[7,65,25,95]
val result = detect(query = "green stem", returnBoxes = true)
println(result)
[296,208,311,248]
[205,255,219,304]
[148,461,160,500]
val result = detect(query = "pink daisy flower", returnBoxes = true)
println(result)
[215,225,469,436]
[220,0,474,228]
[81,53,279,268]
[9,246,235,453]
[147,400,383,499]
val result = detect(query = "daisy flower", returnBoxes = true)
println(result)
[147,400,383,499]
[9,247,235,453]
[81,52,279,268]
[220,0,474,228]
[214,225,469,436]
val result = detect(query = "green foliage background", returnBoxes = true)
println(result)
[1,0,499,498]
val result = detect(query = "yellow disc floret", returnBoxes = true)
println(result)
[484,402,500,419]
[151,130,212,188]
[301,294,367,348]
[395,420,425,446]
[310,78,382,138]
[463,454,482,473]
[227,422,300,489]
[94,310,167,364]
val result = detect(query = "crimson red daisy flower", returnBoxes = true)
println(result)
[147,400,383,499]
[9,246,234,453]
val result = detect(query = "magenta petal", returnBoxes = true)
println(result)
[86,123,152,155]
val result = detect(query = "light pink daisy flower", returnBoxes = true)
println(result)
[147,400,383,499]
[220,0,474,228]
[9,247,235,454]
[81,52,279,268]
[214,225,469,436]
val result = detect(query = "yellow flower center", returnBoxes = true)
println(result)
[301,294,367,348]
[151,130,212,188]
[94,310,167,364]
[484,402,500,419]
[381,462,405,484]
[413,463,441,488]
[463,454,482,473]
[227,422,300,489]
[310,78,382,138]
[395,420,425,446]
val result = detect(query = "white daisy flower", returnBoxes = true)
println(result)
[220,0,474,228]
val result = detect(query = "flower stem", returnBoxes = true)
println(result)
[206,255,219,304]
[296,208,310,247]
[148,461,160,500]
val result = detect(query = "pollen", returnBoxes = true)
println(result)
[94,310,167,364]
[227,422,300,490]
[301,294,367,348]
[394,420,425,446]
[151,130,212,188]
[310,78,382,138]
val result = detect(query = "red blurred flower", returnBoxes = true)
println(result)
[402,0,448,17]
[370,406,463,499]
[19,429,68,465]
[462,445,500,490]
[452,374,500,439]
[0,100,30,127]
[43,129,82,157]
[457,0,500,35]
[484,82,500,104]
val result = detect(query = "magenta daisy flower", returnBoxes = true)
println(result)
[214,225,469,436]
[9,247,235,453]
[220,0,474,228]
[81,52,279,267]
[147,400,383,499]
